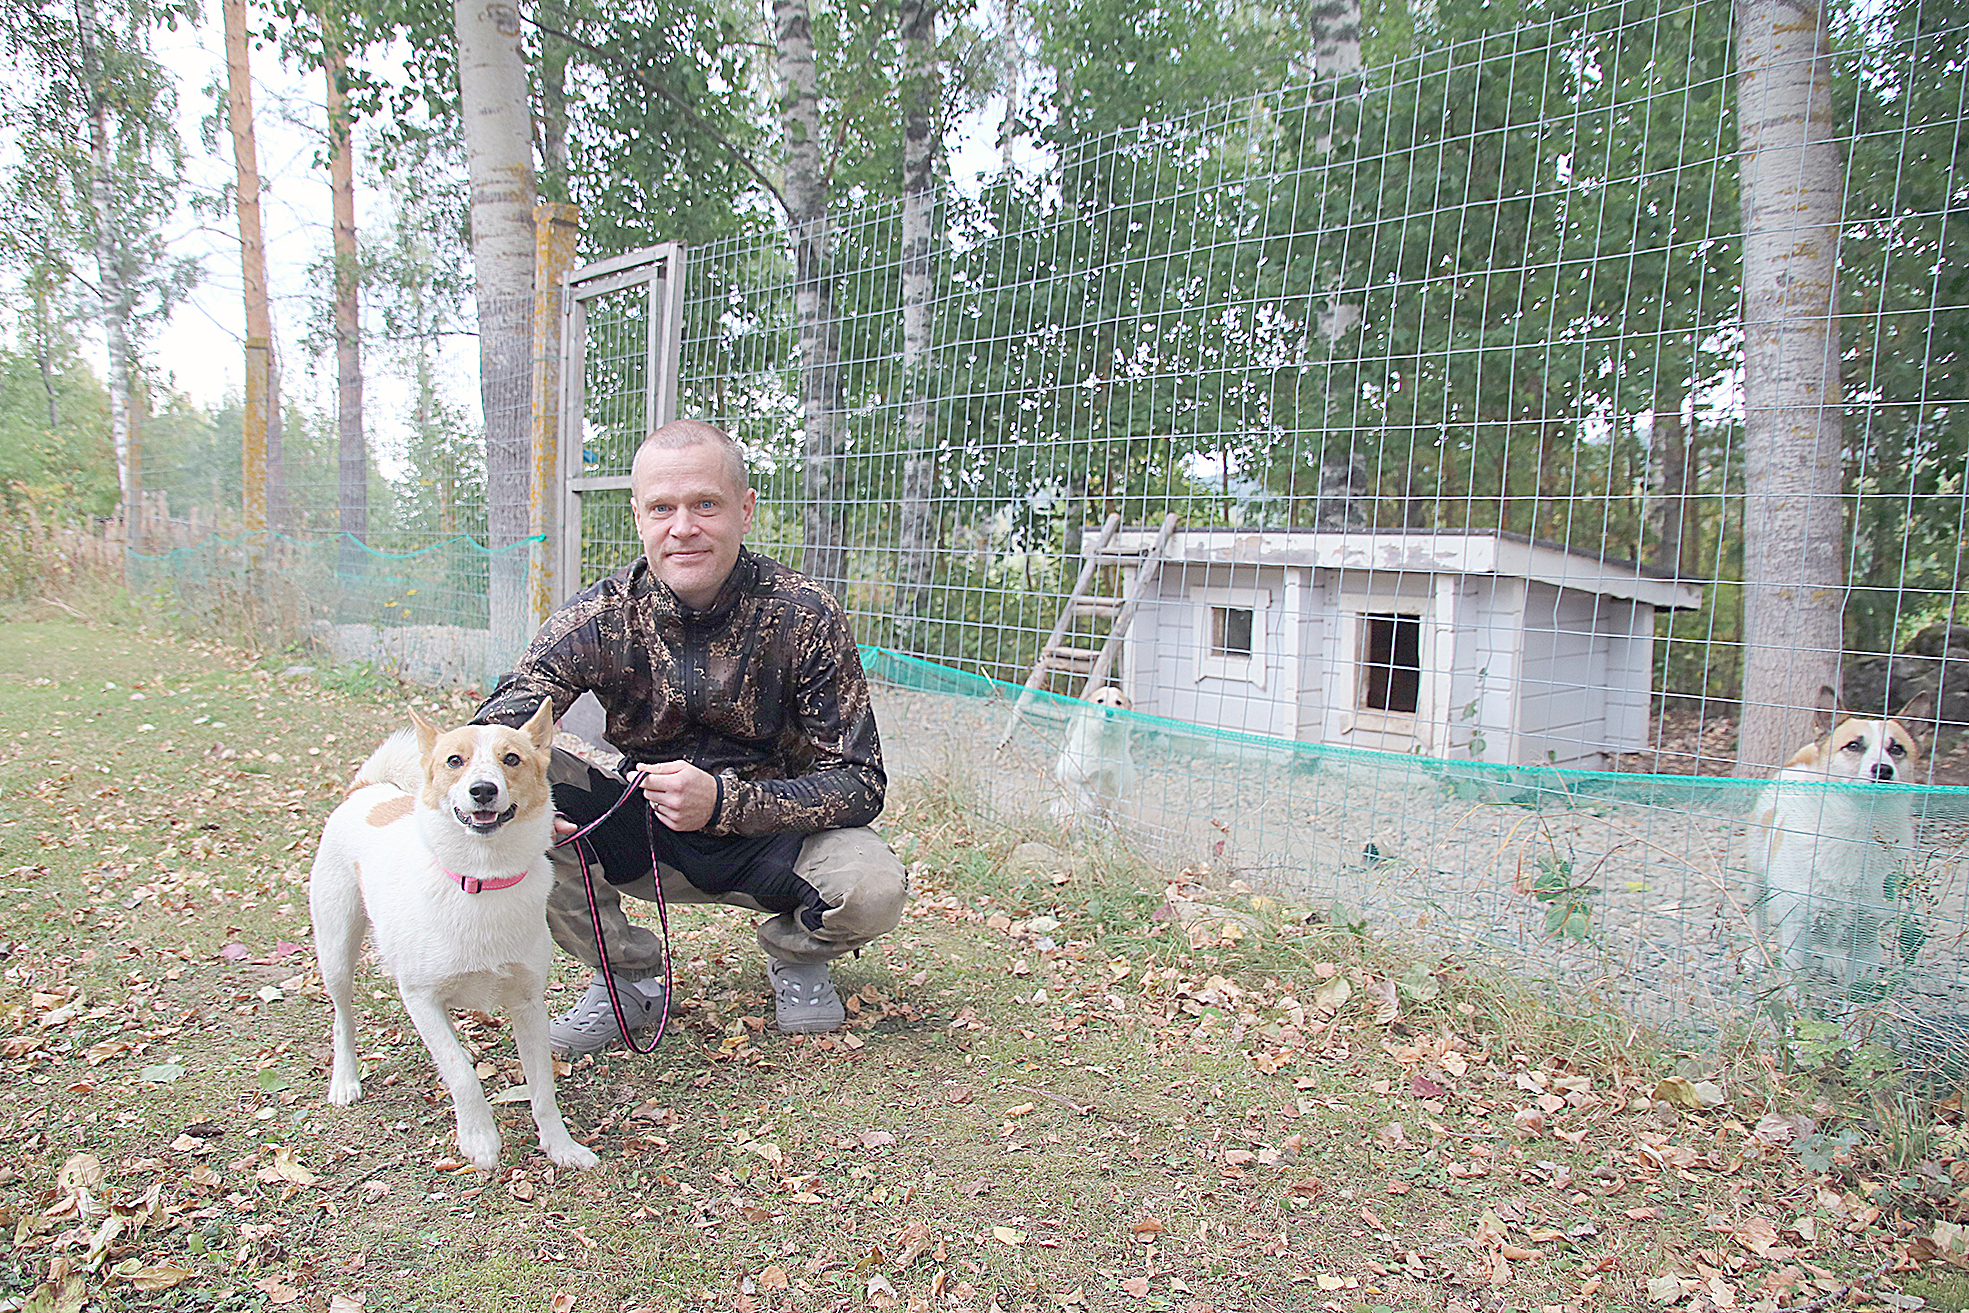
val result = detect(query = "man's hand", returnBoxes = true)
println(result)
[639,760,718,832]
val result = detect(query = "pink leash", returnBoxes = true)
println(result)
[553,768,674,1055]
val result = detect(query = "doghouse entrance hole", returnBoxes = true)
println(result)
[1361,613,1422,713]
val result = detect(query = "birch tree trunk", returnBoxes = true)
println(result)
[1645,399,1692,578]
[1734,0,1849,774]
[222,0,273,535]
[775,0,848,595]
[893,0,941,643]
[77,0,139,530]
[326,40,367,549]
[454,0,537,671]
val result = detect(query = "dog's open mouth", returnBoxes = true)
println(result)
[454,804,518,834]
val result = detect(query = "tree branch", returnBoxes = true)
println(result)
[520,9,786,217]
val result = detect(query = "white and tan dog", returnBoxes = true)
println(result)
[1055,685,1137,827]
[1748,690,1930,989]
[309,701,597,1171]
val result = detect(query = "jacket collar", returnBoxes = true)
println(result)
[639,547,763,628]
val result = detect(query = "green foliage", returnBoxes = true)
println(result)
[0,342,115,516]
[1530,857,1597,940]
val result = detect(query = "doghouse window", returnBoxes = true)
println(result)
[1191,585,1270,688]
[1360,613,1421,713]
[1211,606,1254,657]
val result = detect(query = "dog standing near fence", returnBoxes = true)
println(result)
[1747,689,1930,991]
[1054,685,1137,829]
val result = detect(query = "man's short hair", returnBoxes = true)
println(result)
[634,420,749,493]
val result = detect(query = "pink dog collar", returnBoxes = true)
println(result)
[444,869,528,895]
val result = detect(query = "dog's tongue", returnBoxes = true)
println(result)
[471,810,500,825]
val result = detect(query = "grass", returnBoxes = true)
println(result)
[0,612,1963,1313]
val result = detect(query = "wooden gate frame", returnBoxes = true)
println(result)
[554,243,686,602]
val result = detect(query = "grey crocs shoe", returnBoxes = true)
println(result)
[766,956,846,1034]
[548,973,668,1055]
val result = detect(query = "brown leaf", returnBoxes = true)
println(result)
[1120,1276,1151,1298]
[1130,1217,1166,1236]
[124,1263,198,1291]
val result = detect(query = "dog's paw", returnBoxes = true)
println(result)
[326,1074,362,1105]
[456,1122,502,1172]
[543,1136,599,1170]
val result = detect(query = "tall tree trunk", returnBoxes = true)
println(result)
[539,0,570,203]
[454,0,537,670]
[30,254,59,431]
[1734,0,1848,775]
[222,0,273,535]
[326,41,367,549]
[894,0,941,643]
[77,0,138,528]
[267,342,293,530]
[1646,397,1691,578]
[998,0,1020,173]
[1311,0,1363,515]
[775,0,847,594]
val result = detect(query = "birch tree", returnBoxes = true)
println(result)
[325,29,366,546]
[5,0,193,534]
[775,0,848,593]
[1734,0,1848,773]
[893,0,941,632]
[453,0,536,667]
[78,0,140,525]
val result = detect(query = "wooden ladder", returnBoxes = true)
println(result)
[995,510,1180,749]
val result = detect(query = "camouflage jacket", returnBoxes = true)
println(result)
[474,548,885,837]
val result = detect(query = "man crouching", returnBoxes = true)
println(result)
[473,418,906,1051]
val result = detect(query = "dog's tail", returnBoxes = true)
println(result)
[350,729,423,796]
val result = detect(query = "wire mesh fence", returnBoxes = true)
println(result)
[117,0,1969,1051]
[635,0,1969,1050]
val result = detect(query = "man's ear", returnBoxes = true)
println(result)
[410,707,441,758]
[522,698,556,751]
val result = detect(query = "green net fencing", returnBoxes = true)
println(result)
[126,531,540,686]
[865,646,1969,1069]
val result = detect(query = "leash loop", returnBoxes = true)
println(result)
[553,768,673,1055]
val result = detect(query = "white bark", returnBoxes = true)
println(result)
[327,42,367,545]
[1734,0,1849,774]
[775,0,848,594]
[894,0,941,640]
[454,0,537,669]
[77,0,137,527]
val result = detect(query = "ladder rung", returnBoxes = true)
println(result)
[1045,645,1102,671]
[1073,596,1124,618]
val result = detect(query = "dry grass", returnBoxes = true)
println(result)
[0,613,1962,1313]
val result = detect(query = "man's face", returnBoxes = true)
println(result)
[630,440,756,610]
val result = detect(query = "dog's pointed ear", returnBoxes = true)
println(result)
[1894,690,1934,726]
[409,707,442,758]
[1810,684,1840,737]
[521,698,556,750]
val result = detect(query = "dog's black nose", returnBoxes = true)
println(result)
[1871,763,1896,782]
[468,780,500,805]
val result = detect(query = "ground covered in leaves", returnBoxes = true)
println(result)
[4,614,1969,1313]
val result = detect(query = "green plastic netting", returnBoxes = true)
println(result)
[127,531,542,685]
[864,648,1969,1066]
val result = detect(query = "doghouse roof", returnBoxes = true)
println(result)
[1093,526,1704,611]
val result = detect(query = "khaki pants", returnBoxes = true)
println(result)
[544,749,906,972]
